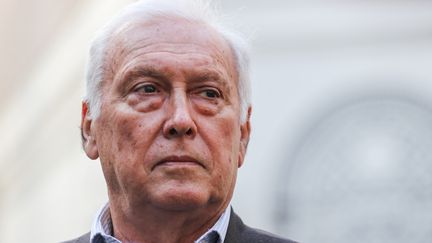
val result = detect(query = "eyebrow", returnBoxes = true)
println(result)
[191,71,224,84]
[118,66,231,92]
[121,66,169,85]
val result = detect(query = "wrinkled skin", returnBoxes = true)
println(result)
[81,17,251,242]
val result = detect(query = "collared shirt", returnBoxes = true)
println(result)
[90,203,231,243]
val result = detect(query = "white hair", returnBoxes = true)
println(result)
[85,0,251,122]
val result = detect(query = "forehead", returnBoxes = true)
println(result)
[105,16,237,84]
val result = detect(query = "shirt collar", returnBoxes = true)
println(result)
[90,202,231,243]
[195,205,231,243]
[90,203,118,243]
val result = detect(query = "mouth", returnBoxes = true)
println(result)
[152,155,205,170]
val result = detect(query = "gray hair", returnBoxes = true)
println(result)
[85,0,251,122]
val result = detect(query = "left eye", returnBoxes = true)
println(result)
[200,89,221,98]
[134,84,159,93]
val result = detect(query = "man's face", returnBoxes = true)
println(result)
[82,17,250,211]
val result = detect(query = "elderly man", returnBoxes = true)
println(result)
[66,0,296,242]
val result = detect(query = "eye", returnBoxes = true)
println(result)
[199,89,221,99]
[134,84,159,94]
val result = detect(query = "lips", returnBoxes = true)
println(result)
[152,155,205,170]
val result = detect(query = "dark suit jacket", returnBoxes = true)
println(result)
[63,210,297,243]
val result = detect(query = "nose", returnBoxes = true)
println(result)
[162,92,197,139]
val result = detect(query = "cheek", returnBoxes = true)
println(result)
[96,109,161,165]
[115,117,138,152]
[200,111,241,165]
[114,114,162,159]
[218,112,241,146]
[97,112,138,153]
[96,110,163,190]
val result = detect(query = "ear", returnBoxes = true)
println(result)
[238,106,252,168]
[81,101,99,160]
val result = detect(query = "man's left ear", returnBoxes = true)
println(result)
[238,106,252,168]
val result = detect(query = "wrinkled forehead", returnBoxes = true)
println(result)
[103,16,238,84]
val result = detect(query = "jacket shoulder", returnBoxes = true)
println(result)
[225,210,298,243]
[241,225,298,243]
[61,232,90,243]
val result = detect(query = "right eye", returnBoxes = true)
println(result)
[134,84,159,94]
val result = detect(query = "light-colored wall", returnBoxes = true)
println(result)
[1,1,432,242]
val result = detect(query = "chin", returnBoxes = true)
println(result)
[150,185,218,211]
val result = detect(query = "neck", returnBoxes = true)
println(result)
[108,199,228,243]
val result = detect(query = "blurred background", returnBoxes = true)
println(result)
[1,0,432,242]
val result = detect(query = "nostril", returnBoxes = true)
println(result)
[169,128,177,136]
[186,128,193,136]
